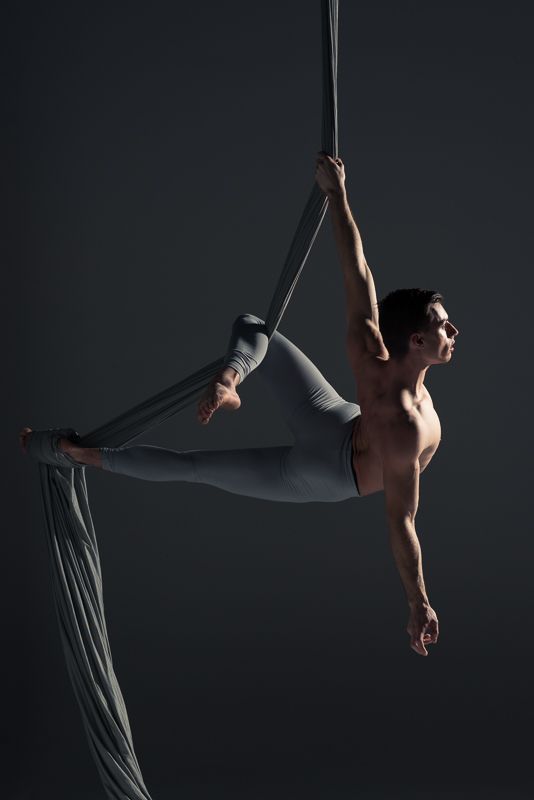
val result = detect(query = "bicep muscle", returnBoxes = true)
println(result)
[382,420,421,524]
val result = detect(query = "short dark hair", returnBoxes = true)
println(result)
[378,288,444,359]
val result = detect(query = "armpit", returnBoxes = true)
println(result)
[363,318,389,360]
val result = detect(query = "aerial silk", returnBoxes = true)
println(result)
[33,2,339,798]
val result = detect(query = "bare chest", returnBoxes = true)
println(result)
[352,385,442,495]
[413,401,442,470]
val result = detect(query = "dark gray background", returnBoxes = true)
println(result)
[6,1,533,798]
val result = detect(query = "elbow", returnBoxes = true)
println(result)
[387,513,417,536]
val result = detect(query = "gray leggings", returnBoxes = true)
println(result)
[101,314,361,503]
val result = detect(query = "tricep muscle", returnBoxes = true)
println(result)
[346,317,389,375]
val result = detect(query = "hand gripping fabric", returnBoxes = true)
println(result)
[32,2,339,798]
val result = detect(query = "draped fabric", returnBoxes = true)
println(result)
[35,3,339,797]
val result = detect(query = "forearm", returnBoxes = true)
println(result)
[328,189,374,322]
[388,520,430,607]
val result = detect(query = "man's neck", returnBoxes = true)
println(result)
[387,357,430,402]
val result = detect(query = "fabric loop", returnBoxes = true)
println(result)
[32,3,340,798]
[27,428,82,468]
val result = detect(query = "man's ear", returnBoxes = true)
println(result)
[410,332,425,349]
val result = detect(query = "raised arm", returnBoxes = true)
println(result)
[315,153,388,369]
[381,416,440,656]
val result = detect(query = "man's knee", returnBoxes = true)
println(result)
[232,313,266,331]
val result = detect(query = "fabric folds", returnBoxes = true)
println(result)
[32,3,339,798]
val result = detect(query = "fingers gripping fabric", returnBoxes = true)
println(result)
[31,3,340,799]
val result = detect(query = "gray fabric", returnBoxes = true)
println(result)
[29,3,339,798]
[100,313,361,502]
[26,427,83,467]
[223,314,270,381]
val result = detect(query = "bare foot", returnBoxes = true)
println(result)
[19,426,102,467]
[197,369,241,425]
[19,426,33,454]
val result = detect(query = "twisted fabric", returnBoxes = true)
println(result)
[32,3,339,797]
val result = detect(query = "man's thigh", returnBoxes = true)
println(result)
[258,328,347,435]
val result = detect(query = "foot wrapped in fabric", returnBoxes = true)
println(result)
[25,428,85,468]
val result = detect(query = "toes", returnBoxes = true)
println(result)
[19,427,33,452]
[197,403,212,424]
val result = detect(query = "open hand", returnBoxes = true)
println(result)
[315,152,345,197]
[407,604,439,656]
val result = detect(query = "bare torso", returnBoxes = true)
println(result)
[351,358,442,497]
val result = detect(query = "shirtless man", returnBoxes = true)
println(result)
[20,154,458,657]
[197,154,458,655]
[314,152,458,655]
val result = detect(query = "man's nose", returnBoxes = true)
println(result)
[448,322,459,336]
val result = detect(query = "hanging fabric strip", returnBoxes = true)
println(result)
[34,2,339,798]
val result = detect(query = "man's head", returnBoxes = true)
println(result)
[378,288,459,363]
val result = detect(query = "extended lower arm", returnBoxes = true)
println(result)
[388,520,430,607]
[328,190,374,322]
